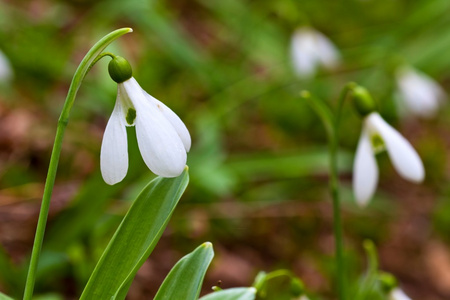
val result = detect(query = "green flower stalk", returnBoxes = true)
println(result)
[301,83,356,300]
[23,28,133,300]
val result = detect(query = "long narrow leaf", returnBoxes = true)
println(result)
[154,242,214,300]
[0,293,13,300]
[199,288,257,300]
[80,168,189,299]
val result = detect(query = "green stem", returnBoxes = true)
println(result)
[330,127,346,300]
[330,83,354,300]
[23,28,132,300]
[301,85,354,300]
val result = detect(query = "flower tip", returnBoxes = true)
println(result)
[154,163,186,178]
[102,174,123,186]
[356,197,370,208]
[354,190,371,208]
[411,169,425,183]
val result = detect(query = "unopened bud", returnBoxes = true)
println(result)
[290,277,305,297]
[352,86,377,117]
[378,272,398,293]
[108,56,132,83]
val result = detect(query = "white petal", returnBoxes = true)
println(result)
[390,288,412,300]
[144,92,191,152]
[396,67,445,118]
[367,113,424,182]
[315,31,340,68]
[100,98,128,185]
[291,29,319,77]
[353,128,379,206]
[123,78,186,177]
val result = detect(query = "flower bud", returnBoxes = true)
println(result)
[108,56,132,83]
[352,86,377,117]
[290,277,305,297]
[378,272,398,293]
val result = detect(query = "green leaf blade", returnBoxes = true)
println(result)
[154,242,214,300]
[199,287,257,300]
[80,168,189,300]
[0,292,13,300]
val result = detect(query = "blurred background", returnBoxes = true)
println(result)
[1,0,450,299]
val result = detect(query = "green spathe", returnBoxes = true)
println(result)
[108,56,133,83]
[352,86,377,117]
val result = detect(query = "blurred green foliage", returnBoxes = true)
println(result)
[0,0,450,299]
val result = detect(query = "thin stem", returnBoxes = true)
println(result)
[301,85,354,300]
[330,84,354,300]
[23,28,132,300]
[87,52,116,73]
[330,129,346,300]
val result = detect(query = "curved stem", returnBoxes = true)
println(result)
[23,28,132,300]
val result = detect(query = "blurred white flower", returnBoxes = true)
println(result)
[389,287,412,300]
[0,49,13,82]
[290,27,339,78]
[396,66,446,118]
[353,112,424,206]
[101,77,191,184]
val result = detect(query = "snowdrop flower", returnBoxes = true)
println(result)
[352,86,424,206]
[0,49,13,82]
[101,56,191,185]
[290,27,339,78]
[389,288,412,300]
[396,66,446,118]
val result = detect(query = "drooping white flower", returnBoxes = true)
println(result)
[100,56,190,185]
[396,66,446,118]
[0,49,13,82]
[353,112,424,206]
[290,27,340,78]
[389,287,412,300]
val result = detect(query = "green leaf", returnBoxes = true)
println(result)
[80,168,189,300]
[154,242,214,300]
[0,292,13,300]
[199,288,256,300]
